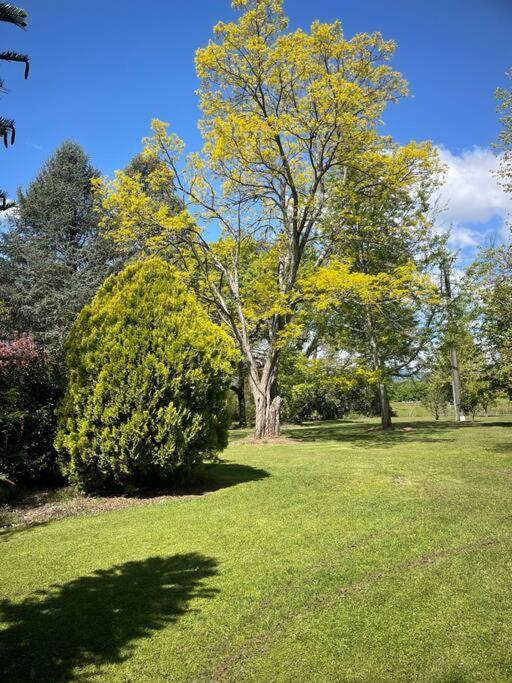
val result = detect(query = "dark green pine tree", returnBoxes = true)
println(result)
[0,2,30,210]
[0,141,123,352]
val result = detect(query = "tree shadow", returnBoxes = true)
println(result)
[117,462,271,499]
[0,553,218,682]
[471,421,512,429]
[134,461,271,498]
[193,461,270,493]
[488,442,512,454]
[284,420,459,449]
[0,519,53,543]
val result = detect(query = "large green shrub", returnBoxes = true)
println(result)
[55,258,237,492]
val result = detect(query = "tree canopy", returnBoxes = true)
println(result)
[0,142,121,354]
[96,0,440,437]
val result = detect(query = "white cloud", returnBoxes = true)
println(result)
[435,146,512,247]
[448,226,479,248]
[0,205,17,231]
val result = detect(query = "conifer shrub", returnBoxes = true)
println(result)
[55,258,237,492]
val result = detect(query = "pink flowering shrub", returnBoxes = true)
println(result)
[0,333,40,367]
[0,334,61,484]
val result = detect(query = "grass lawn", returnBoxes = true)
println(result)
[1,417,511,682]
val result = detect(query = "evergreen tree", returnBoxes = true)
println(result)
[56,258,237,492]
[467,245,512,398]
[0,142,121,353]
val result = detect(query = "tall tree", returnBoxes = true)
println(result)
[460,72,512,400]
[469,245,512,397]
[0,142,120,353]
[97,0,439,438]
[305,151,441,429]
[440,253,464,421]
[0,2,30,210]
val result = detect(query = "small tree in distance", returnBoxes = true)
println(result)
[421,370,450,421]
[56,258,238,492]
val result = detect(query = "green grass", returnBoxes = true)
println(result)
[1,417,511,682]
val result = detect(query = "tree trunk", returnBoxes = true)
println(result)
[441,258,465,423]
[230,363,247,428]
[251,370,282,439]
[449,346,463,422]
[237,381,247,428]
[378,382,392,430]
[254,394,282,439]
[367,313,392,431]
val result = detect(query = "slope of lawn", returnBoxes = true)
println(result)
[1,417,511,682]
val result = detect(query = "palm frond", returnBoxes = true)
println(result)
[0,51,29,78]
[0,116,15,146]
[0,3,27,29]
[0,189,15,210]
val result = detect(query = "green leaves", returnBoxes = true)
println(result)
[0,51,30,79]
[0,3,27,29]
[1,3,29,188]
[0,142,122,351]
[0,116,15,147]
[56,258,238,492]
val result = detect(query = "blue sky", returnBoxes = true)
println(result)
[1,0,511,253]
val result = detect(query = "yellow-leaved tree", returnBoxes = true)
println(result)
[96,0,440,438]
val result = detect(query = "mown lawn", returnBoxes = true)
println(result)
[1,417,511,682]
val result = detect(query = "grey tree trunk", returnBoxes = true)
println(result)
[441,259,464,422]
[449,346,463,422]
[367,311,393,430]
[378,382,392,430]
[251,371,282,439]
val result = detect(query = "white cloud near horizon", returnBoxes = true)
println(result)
[435,146,512,249]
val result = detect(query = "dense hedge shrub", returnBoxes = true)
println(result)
[0,335,62,484]
[55,258,237,492]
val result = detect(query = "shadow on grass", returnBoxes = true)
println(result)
[470,421,512,429]
[488,442,512,454]
[283,420,461,448]
[169,461,270,496]
[0,553,218,682]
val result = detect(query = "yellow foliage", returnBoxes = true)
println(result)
[93,0,441,364]
[303,258,439,311]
